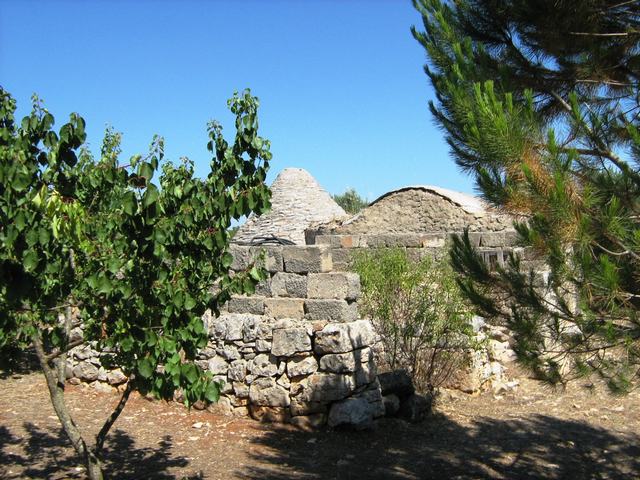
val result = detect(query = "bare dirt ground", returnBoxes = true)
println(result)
[1,367,639,480]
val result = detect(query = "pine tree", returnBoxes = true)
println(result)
[413,0,640,392]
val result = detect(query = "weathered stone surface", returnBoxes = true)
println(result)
[314,320,377,354]
[228,359,247,382]
[250,246,285,273]
[296,373,355,403]
[228,296,265,315]
[287,355,318,378]
[249,405,291,423]
[378,370,415,399]
[230,245,251,270]
[328,397,374,429]
[106,368,127,386]
[208,396,233,416]
[289,397,327,416]
[223,315,244,341]
[242,315,262,342]
[256,322,273,340]
[319,351,357,373]
[255,338,272,352]
[233,382,249,398]
[270,272,308,298]
[307,273,360,300]
[283,246,332,273]
[304,299,358,322]
[248,354,278,377]
[398,393,432,423]
[264,298,305,319]
[355,352,377,387]
[271,327,311,357]
[73,362,99,382]
[208,356,229,375]
[249,377,290,407]
[219,345,241,361]
[289,413,327,431]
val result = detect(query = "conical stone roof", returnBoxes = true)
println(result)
[233,167,347,245]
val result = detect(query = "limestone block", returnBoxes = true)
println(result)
[228,296,265,315]
[230,245,251,270]
[421,234,446,248]
[287,355,318,378]
[264,298,305,319]
[398,393,432,423]
[208,356,229,376]
[276,373,291,389]
[329,248,354,271]
[256,338,272,352]
[289,398,327,416]
[307,273,361,300]
[328,397,374,429]
[270,272,308,298]
[255,278,272,297]
[271,327,312,357]
[319,351,357,373]
[296,373,355,403]
[222,314,244,341]
[219,345,240,361]
[97,366,108,382]
[248,353,278,377]
[355,354,377,387]
[256,321,273,340]
[289,413,327,431]
[242,315,263,342]
[208,315,227,340]
[283,245,332,273]
[304,299,358,322]
[314,320,377,354]
[208,396,233,416]
[72,362,99,382]
[357,386,386,418]
[249,377,290,407]
[215,376,233,394]
[233,382,249,398]
[228,359,247,382]
[106,368,127,386]
[249,246,284,273]
[249,405,291,423]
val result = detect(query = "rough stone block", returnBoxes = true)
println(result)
[296,373,355,403]
[304,299,358,322]
[329,248,354,271]
[264,298,305,319]
[307,273,360,300]
[233,382,249,398]
[73,362,99,382]
[289,413,327,431]
[283,245,332,273]
[228,296,265,315]
[328,397,374,429]
[287,355,318,378]
[421,234,446,248]
[219,344,241,361]
[249,246,284,273]
[248,353,278,377]
[270,272,308,298]
[289,398,327,416]
[249,377,290,407]
[208,356,229,375]
[314,320,377,354]
[319,351,356,373]
[228,359,247,382]
[249,405,291,423]
[398,393,432,423]
[230,245,251,270]
[271,327,312,357]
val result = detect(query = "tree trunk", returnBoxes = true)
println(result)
[32,331,105,480]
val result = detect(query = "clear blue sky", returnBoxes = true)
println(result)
[0,0,475,200]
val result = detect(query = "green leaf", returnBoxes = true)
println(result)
[204,380,220,402]
[120,336,134,352]
[23,250,39,272]
[181,363,198,383]
[221,252,233,268]
[184,294,196,311]
[122,191,137,216]
[142,184,159,207]
[138,357,154,379]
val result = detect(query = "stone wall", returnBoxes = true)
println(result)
[67,244,386,429]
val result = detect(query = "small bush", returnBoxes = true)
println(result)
[353,248,475,392]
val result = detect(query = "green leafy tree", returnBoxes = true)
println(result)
[0,88,271,479]
[333,187,368,214]
[413,0,640,392]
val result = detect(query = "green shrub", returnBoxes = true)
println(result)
[353,248,475,392]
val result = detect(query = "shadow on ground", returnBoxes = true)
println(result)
[238,413,640,480]
[0,423,201,480]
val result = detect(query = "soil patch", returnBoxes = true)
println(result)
[1,371,638,479]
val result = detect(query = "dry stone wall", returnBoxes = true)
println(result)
[66,244,385,429]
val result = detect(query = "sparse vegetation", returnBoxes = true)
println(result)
[353,247,475,392]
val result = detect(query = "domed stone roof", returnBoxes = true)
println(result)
[233,167,347,245]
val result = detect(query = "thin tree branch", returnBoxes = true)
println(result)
[94,379,134,455]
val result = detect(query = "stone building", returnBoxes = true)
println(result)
[234,167,348,245]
